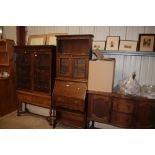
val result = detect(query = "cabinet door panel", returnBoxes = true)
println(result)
[56,57,72,77]
[88,94,112,123]
[134,102,155,128]
[72,58,88,79]
[34,52,51,93]
[16,52,32,90]
[113,98,135,114]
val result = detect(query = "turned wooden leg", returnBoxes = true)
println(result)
[17,100,22,116]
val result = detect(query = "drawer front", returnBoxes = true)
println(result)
[53,80,87,100]
[54,95,85,112]
[17,92,51,108]
[111,112,133,128]
[113,98,135,114]
[60,111,86,128]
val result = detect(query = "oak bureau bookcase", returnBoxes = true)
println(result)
[51,34,93,128]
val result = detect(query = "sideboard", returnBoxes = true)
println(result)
[87,90,155,128]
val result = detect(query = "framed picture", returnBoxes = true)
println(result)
[46,33,68,45]
[106,36,120,51]
[119,40,137,52]
[92,41,106,50]
[28,34,47,45]
[138,34,155,52]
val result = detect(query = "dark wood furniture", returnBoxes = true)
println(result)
[52,34,93,128]
[14,45,56,116]
[0,39,16,117]
[87,90,155,128]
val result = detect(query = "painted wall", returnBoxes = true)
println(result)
[3,26,16,43]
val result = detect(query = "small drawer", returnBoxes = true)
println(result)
[113,98,135,114]
[31,95,50,107]
[17,92,50,108]
[60,111,86,128]
[111,112,133,128]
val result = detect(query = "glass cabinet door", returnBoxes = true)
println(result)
[16,52,32,90]
[72,58,88,79]
[57,58,71,77]
[33,52,51,93]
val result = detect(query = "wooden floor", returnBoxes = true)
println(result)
[0,111,68,129]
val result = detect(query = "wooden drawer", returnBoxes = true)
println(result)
[53,80,87,100]
[113,98,135,114]
[54,95,85,112]
[17,91,51,108]
[60,111,86,128]
[111,112,133,128]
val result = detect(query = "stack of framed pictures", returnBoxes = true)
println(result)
[104,34,155,52]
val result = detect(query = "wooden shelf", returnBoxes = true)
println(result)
[97,51,155,57]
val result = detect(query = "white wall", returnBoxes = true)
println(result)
[3,26,16,43]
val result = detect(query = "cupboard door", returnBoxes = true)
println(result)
[33,52,51,93]
[134,102,155,128]
[72,57,88,79]
[57,57,72,77]
[88,94,112,123]
[16,52,32,90]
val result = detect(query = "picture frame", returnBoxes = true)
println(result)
[27,34,47,45]
[138,34,155,52]
[119,40,137,52]
[46,33,68,45]
[92,41,106,50]
[105,36,120,51]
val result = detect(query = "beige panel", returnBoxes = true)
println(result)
[144,26,155,34]
[88,59,115,92]
[94,26,109,41]
[79,26,94,34]
[68,26,80,34]
[110,26,126,40]
[27,26,56,35]
[3,26,16,44]
[54,26,68,33]
[126,26,145,40]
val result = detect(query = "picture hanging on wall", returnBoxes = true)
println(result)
[119,40,137,52]
[28,34,47,45]
[105,36,120,51]
[138,34,155,52]
[92,41,106,50]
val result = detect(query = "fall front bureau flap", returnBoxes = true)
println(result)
[53,80,87,100]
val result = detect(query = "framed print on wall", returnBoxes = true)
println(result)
[105,36,120,51]
[138,34,155,52]
[92,41,106,50]
[28,34,47,45]
[119,40,137,52]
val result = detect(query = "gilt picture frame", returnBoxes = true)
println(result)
[92,41,106,50]
[105,36,120,51]
[119,40,137,52]
[28,34,47,45]
[138,34,155,52]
